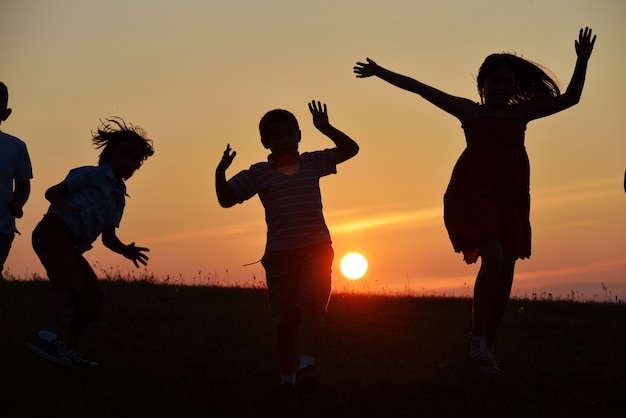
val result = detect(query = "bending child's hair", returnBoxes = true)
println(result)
[92,117,155,165]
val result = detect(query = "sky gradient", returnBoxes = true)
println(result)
[1,0,624,299]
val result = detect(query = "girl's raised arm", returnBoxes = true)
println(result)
[354,58,475,121]
[524,27,596,121]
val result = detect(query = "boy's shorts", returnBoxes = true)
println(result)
[261,242,334,327]
[32,214,105,320]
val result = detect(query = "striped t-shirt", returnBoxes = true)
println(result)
[227,148,338,252]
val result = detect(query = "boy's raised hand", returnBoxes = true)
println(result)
[309,100,331,132]
[575,27,596,61]
[217,144,236,172]
[354,58,378,78]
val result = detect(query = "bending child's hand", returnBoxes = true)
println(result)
[308,100,331,132]
[123,242,150,268]
[575,27,596,61]
[354,58,378,78]
[217,144,236,172]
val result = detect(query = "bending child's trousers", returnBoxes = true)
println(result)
[32,214,105,321]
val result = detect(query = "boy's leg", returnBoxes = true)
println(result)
[276,322,298,377]
[298,304,324,365]
[28,215,98,367]
[31,215,77,339]
[41,290,71,333]
[64,257,104,351]
[295,243,333,396]
[64,317,92,351]
[262,251,299,384]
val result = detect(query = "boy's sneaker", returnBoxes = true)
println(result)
[279,382,296,405]
[25,335,72,367]
[295,365,318,399]
[67,351,98,368]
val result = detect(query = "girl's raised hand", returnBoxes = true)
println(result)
[354,58,378,78]
[575,27,596,61]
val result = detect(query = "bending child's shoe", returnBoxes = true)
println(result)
[67,350,98,368]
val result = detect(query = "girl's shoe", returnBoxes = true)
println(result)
[468,333,501,381]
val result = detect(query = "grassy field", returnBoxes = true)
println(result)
[0,278,624,417]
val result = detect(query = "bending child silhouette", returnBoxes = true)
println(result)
[26,118,154,368]
[354,27,595,380]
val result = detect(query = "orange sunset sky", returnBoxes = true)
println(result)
[1,0,624,299]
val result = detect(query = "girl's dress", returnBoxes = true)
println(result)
[443,115,531,260]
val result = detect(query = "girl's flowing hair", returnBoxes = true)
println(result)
[477,53,560,104]
[92,117,154,165]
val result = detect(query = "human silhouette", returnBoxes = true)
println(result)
[354,27,596,380]
[26,117,154,368]
[0,82,32,285]
[216,101,359,403]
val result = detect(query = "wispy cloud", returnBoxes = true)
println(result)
[516,257,626,282]
[145,220,265,244]
[532,176,619,209]
[327,204,442,233]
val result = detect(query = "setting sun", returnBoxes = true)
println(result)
[340,252,368,280]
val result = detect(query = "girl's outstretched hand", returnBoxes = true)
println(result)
[575,27,596,61]
[354,58,378,78]
[217,144,236,172]
[308,100,331,132]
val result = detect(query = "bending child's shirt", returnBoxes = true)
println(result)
[48,163,126,253]
[226,148,338,252]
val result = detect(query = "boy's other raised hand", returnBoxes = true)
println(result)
[308,100,331,132]
[217,144,236,172]
[575,27,596,61]
[354,58,378,78]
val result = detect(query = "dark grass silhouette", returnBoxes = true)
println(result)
[0,279,624,417]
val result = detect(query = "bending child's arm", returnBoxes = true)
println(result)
[353,58,474,119]
[45,182,81,214]
[102,228,149,268]
[308,101,359,163]
[215,144,239,208]
[524,27,596,120]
